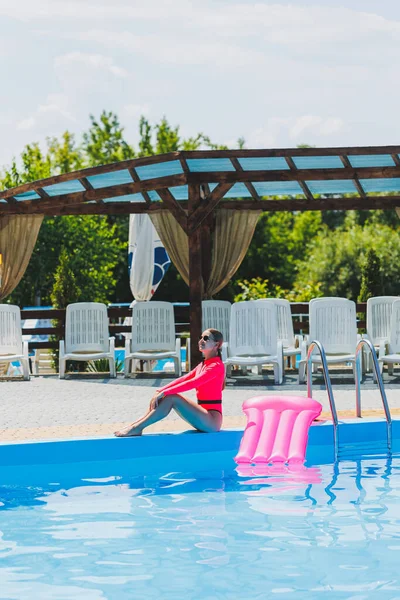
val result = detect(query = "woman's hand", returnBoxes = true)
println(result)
[150,392,163,411]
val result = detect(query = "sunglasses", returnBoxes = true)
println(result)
[199,334,214,342]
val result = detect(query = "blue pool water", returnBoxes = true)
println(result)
[1,452,400,598]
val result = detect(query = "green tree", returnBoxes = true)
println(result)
[294,221,400,300]
[83,111,135,166]
[48,131,84,174]
[49,247,82,370]
[155,117,180,154]
[234,277,286,302]
[228,211,323,296]
[138,116,154,156]
[358,248,382,302]
[54,216,121,304]
[50,247,81,308]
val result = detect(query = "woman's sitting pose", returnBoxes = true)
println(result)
[114,328,225,437]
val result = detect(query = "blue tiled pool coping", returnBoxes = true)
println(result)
[0,419,399,468]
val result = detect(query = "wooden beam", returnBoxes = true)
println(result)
[179,156,190,174]
[201,183,211,198]
[181,145,400,159]
[1,194,400,216]
[0,201,156,216]
[77,176,103,203]
[391,153,400,167]
[186,166,400,185]
[230,157,261,201]
[188,183,203,368]
[79,177,93,191]
[157,188,188,234]
[285,156,315,201]
[36,188,50,199]
[188,182,233,233]
[128,167,152,204]
[339,155,366,198]
[0,193,399,216]
[216,196,400,211]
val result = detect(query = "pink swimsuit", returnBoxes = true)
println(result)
[157,357,225,413]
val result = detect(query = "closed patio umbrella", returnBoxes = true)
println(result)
[128,213,170,302]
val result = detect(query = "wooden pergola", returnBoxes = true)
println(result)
[2,145,400,366]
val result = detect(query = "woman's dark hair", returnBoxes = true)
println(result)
[207,328,225,389]
[208,328,224,358]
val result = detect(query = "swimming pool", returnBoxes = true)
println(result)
[1,448,400,599]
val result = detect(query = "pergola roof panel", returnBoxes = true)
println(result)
[104,193,145,203]
[307,180,357,194]
[147,190,162,201]
[292,156,344,169]
[87,169,133,189]
[237,157,289,170]
[223,182,250,198]
[169,185,188,201]
[360,178,400,193]
[42,180,85,196]
[14,190,41,201]
[135,160,183,180]
[253,181,305,196]
[1,146,400,215]
[349,154,395,168]
[186,158,235,172]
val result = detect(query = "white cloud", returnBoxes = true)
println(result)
[290,116,324,139]
[34,1,400,75]
[54,52,128,78]
[318,118,344,136]
[123,103,150,119]
[15,94,76,134]
[245,116,345,148]
[0,0,202,21]
[61,30,264,68]
[3,0,400,44]
[16,117,36,131]
[37,93,76,121]
[213,4,400,44]
[22,1,400,48]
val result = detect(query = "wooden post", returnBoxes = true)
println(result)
[188,184,203,368]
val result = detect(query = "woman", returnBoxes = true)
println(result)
[114,328,225,437]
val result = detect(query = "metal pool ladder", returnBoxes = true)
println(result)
[306,340,339,461]
[306,339,392,461]
[354,338,392,455]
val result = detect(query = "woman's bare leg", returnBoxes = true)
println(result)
[114,394,222,437]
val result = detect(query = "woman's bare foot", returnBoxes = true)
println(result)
[114,424,143,437]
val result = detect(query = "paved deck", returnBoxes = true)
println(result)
[0,372,399,442]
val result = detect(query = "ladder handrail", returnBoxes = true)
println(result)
[306,340,339,461]
[355,338,392,453]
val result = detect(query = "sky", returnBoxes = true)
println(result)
[1,0,400,168]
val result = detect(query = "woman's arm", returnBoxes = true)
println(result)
[162,362,221,396]
[157,367,197,393]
